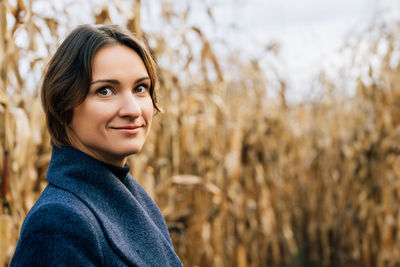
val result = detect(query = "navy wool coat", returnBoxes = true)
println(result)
[11,146,182,267]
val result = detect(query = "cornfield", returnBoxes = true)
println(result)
[1,0,400,266]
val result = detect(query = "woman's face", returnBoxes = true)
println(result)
[67,45,154,166]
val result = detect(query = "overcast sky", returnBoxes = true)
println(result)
[174,0,398,100]
[140,0,399,100]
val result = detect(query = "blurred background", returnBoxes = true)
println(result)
[1,0,400,266]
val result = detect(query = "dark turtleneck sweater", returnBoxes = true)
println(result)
[100,161,130,183]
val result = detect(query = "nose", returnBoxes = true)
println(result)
[118,92,142,118]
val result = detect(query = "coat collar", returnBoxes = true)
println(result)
[47,146,181,266]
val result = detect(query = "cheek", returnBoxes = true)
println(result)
[72,103,114,131]
[138,97,154,121]
[141,98,154,123]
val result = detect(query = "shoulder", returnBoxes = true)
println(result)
[24,193,99,237]
[11,185,104,266]
[27,185,100,232]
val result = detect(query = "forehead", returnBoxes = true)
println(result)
[91,45,148,79]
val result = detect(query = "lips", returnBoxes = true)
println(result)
[110,125,144,134]
[111,125,142,130]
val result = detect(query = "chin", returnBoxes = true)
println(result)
[114,145,144,157]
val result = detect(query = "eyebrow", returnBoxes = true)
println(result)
[90,77,150,85]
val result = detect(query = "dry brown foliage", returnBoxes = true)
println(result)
[1,1,400,266]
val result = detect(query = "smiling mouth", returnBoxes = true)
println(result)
[112,126,142,129]
[111,125,143,134]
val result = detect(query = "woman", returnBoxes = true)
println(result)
[11,25,182,266]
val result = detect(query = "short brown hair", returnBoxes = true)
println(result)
[41,24,159,146]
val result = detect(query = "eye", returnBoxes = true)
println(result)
[134,84,149,94]
[96,87,113,96]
